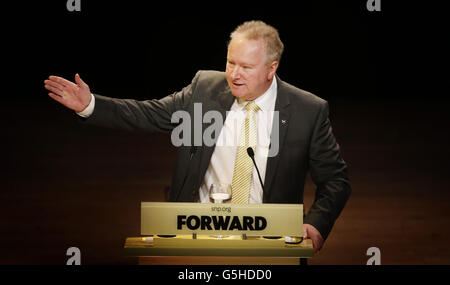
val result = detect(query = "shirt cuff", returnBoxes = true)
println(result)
[76,94,95,118]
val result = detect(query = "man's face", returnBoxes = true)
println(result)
[226,36,278,101]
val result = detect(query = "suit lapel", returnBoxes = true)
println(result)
[263,76,290,202]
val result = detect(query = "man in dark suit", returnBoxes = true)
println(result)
[44,21,351,253]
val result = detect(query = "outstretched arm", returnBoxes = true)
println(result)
[44,71,202,133]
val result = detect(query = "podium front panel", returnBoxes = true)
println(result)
[141,202,303,236]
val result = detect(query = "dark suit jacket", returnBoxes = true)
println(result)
[84,70,351,240]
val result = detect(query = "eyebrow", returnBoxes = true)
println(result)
[227,59,256,67]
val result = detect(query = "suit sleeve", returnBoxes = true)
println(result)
[303,101,352,240]
[80,71,202,133]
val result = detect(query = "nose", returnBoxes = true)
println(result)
[230,66,241,80]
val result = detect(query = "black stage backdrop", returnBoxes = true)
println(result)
[2,0,449,270]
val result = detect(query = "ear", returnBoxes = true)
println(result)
[267,61,279,80]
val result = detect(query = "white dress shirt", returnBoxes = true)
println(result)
[77,78,278,204]
[199,78,277,204]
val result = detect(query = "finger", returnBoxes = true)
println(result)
[74,73,87,88]
[302,226,308,239]
[48,92,64,103]
[309,236,318,253]
[45,84,65,97]
[48,75,74,88]
[44,80,64,93]
[313,237,323,254]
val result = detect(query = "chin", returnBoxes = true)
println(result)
[231,91,246,99]
[235,93,257,101]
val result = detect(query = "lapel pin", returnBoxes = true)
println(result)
[281,119,287,124]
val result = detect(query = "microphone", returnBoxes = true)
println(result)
[248,147,278,241]
[247,147,265,192]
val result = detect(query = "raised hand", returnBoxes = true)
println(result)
[44,73,91,112]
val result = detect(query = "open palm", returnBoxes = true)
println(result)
[44,73,91,112]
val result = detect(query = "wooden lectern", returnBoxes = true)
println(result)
[124,202,313,265]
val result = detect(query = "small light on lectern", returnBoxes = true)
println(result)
[143,237,154,243]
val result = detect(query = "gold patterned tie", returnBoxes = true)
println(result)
[231,101,259,204]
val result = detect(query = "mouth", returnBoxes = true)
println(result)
[232,82,245,88]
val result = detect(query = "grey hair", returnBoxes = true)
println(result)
[229,20,284,64]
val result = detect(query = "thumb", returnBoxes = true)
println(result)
[75,73,86,87]
[302,225,308,239]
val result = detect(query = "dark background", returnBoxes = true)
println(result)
[2,1,449,265]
